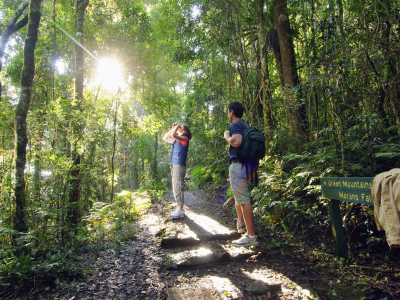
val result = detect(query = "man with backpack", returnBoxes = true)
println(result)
[224,101,262,246]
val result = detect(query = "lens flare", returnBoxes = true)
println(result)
[96,58,124,92]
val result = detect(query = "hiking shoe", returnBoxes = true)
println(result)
[232,234,258,246]
[171,209,185,219]
[237,222,246,234]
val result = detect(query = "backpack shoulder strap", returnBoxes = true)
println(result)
[237,119,248,131]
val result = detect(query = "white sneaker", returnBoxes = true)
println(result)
[171,209,185,219]
[232,234,258,246]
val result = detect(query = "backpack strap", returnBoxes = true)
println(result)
[237,119,248,132]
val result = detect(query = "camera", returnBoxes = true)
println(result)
[172,122,178,127]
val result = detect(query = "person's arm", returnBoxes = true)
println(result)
[163,126,177,144]
[224,131,242,147]
[175,135,188,145]
[172,133,186,142]
[169,123,187,142]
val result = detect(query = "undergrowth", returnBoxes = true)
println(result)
[0,187,164,297]
[194,133,400,256]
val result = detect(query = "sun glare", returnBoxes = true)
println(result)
[191,5,201,18]
[55,60,66,74]
[96,58,124,92]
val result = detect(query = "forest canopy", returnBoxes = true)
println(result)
[0,0,399,294]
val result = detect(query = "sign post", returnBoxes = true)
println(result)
[321,177,374,257]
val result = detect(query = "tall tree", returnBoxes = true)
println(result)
[256,0,273,151]
[67,0,89,227]
[12,0,42,233]
[273,0,307,150]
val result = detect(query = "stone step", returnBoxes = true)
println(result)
[163,244,258,269]
[166,278,282,300]
[160,225,241,248]
[159,203,241,248]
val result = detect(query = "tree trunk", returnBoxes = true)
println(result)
[154,131,158,179]
[0,0,30,102]
[67,0,89,227]
[256,0,273,151]
[269,30,285,87]
[110,102,119,203]
[273,0,307,151]
[378,0,400,132]
[133,154,139,189]
[33,126,42,203]
[12,0,42,233]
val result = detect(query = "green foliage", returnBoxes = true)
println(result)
[0,187,160,291]
[138,181,168,203]
[1,252,33,282]
[1,0,400,295]
[84,190,151,241]
[190,155,227,189]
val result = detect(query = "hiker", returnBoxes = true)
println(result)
[224,101,258,246]
[163,122,192,219]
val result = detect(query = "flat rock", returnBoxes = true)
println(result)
[161,236,201,248]
[166,275,242,299]
[163,244,259,269]
[164,248,218,269]
[167,287,225,300]
[298,285,321,300]
[227,245,258,261]
[245,280,282,295]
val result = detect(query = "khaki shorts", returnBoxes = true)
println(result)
[229,163,250,205]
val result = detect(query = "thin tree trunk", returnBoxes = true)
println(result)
[67,0,89,227]
[256,0,272,151]
[110,102,119,203]
[271,35,285,87]
[12,0,42,233]
[154,131,158,179]
[83,141,96,209]
[33,122,43,203]
[133,154,139,189]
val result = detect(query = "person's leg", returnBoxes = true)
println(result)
[230,164,258,245]
[171,164,186,218]
[241,203,255,236]
[171,165,177,199]
[233,204,258,246]
[176,164,186,210]
[230,165,243,223]
[230,163,249,230]
[235,204,243,223]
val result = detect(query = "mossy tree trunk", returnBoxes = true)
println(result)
[256,0,273,151]
[67,0,89,228]
[12,0,42,233]
[273,0,307,151]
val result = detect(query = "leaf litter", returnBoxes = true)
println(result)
[26,191,400,300]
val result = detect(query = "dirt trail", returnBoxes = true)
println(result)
[45,190,392,300]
